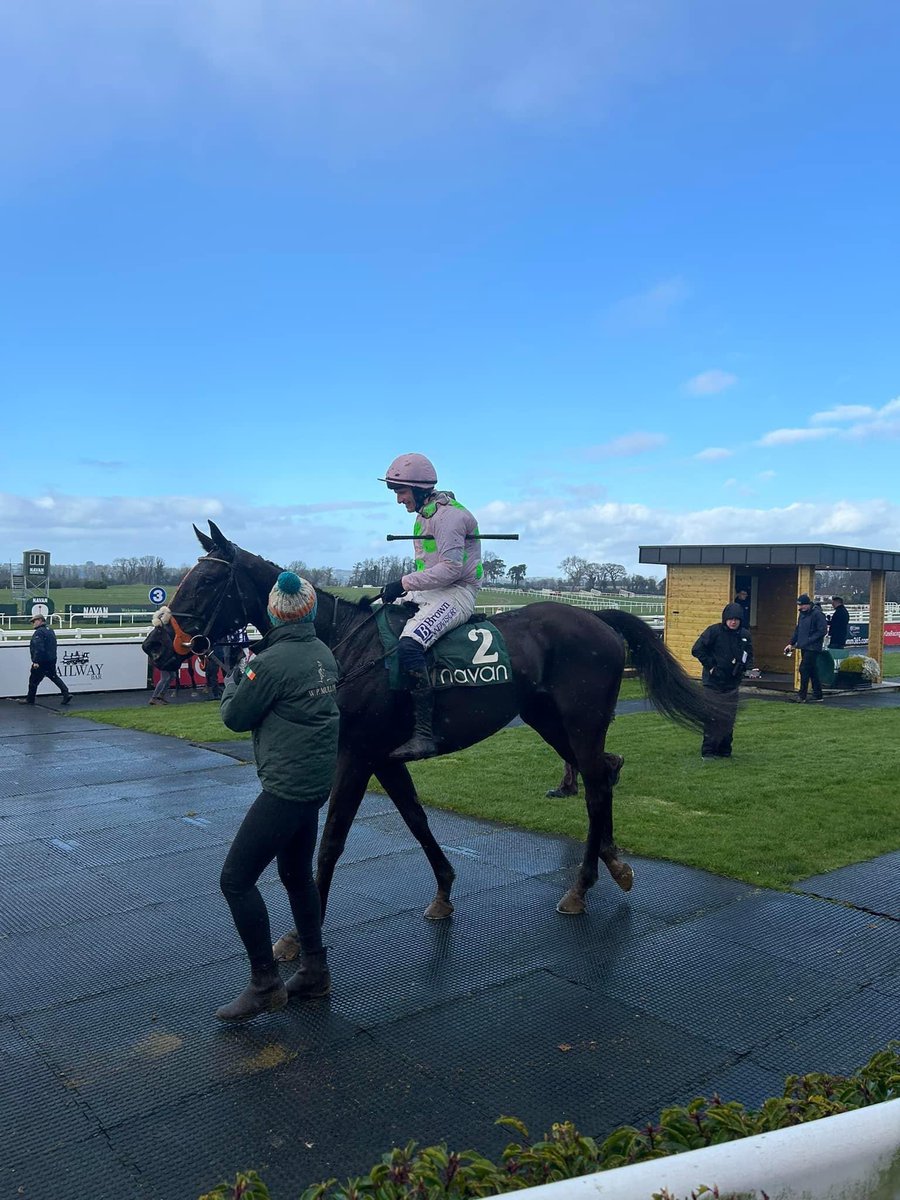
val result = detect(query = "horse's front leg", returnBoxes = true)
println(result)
[374,760,455,920]
[272,753,372,962]
[557,752,631,915]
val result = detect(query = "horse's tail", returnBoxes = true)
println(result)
[595,609,723,731]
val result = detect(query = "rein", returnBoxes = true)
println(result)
[159,560,391,689]
[323,593,393,690]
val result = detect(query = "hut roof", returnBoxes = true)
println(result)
[638,543,900,571]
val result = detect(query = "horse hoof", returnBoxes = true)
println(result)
[423,898,454,921]
[611,862,634,892]
[272,932,300,961]
[556,890,586,915]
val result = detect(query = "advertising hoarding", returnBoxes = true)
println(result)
[0,640,149,697]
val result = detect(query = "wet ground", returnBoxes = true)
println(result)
[1,693,898,1200]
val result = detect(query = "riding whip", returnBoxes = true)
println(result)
[385,533,519,541]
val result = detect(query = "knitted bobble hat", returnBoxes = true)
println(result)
[267,571,317,625]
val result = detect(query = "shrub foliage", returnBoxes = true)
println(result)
[199,1044,899,1200]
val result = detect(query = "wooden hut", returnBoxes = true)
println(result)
[638,542,899,690]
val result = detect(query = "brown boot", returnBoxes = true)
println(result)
[285,949,331,1000]
[215,966,288,1022]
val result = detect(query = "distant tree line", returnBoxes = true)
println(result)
[36,552,665,594]
[556,556,665,594]
[816,570,900,604]
[45,557,186,588]
[346,557,416,587]
[34,557,900,602]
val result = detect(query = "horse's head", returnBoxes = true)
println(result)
[142,520,279,663]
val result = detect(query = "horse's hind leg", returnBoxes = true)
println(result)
[271,754,372,962]
[557,745,632,916]
[546,760,579,798]
[374,761,455,920]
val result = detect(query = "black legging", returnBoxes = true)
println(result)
[220,790,326,972]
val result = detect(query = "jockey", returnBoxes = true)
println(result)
[379,452,483,760]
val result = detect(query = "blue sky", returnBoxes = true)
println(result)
[2,1,899,577]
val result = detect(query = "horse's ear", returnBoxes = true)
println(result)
[207,520,235,558]
[193,524,216,553]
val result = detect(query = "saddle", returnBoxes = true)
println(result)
[376,603,512,691]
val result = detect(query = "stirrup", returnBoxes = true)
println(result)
[389,733,439,762]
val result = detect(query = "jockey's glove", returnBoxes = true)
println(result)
[381,579,407,605]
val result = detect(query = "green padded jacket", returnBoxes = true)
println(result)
[221,622,339,804]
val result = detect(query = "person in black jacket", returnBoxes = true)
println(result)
[734,588,751,629]
[691,602,753,759]
[784,593,828,702]
[827,596,850,650]
[18,614,72,706]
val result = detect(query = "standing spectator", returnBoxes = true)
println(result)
[212,625,251,684]
[215,571,340,1022]
[148,625,182,706]
[827,596,850,650]
[18,615,72,707]
[204,655,222,701]
[784,593,827,703]
[691,603,753,759]
[225,625,251,671]
[734,588,752,628]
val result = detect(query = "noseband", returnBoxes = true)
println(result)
[152,556,249,655]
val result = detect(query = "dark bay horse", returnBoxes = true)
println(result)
[143,522,722,926]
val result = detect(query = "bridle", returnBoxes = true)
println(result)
[154,555,257,656]
[155,556,392,688]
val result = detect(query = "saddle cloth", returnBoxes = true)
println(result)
[376,604,512,691]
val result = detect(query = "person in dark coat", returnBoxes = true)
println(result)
[784,593,828,702]
[691,602,753,759]
[18,614,72,706]
[214,572,340,1022]
[827,596,850,650]
[148,625,182,705]
[734,588,752,629]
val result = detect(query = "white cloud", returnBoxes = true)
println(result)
[601,278,690,333]
[693,447,733,462]
[0,3,702,174]
[581,432,668,460]
[0,491,383,567]
[683,369,737,397]
[756,427,837,447]
[479,496,900,572]
[810,404,873,424]
[7,488,900,579]
[757,470,776,480]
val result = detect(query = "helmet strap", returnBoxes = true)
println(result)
[411,486,433,511]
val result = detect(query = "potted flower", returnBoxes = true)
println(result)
[834,654,880,689]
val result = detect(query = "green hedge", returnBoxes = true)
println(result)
[199,1043,899,1199]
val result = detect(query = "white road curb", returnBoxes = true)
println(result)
[507,1099,900,1200]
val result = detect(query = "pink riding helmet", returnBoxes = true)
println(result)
[380,453,438,489]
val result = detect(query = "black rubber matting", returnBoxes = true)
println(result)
[794,852,900,918]
[4,701,897,1199]
[369,969,735,1137]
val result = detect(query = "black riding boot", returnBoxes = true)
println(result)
[390,679,438,761]
[390,638,439,761]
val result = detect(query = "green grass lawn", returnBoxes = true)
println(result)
[81,693,899,888]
